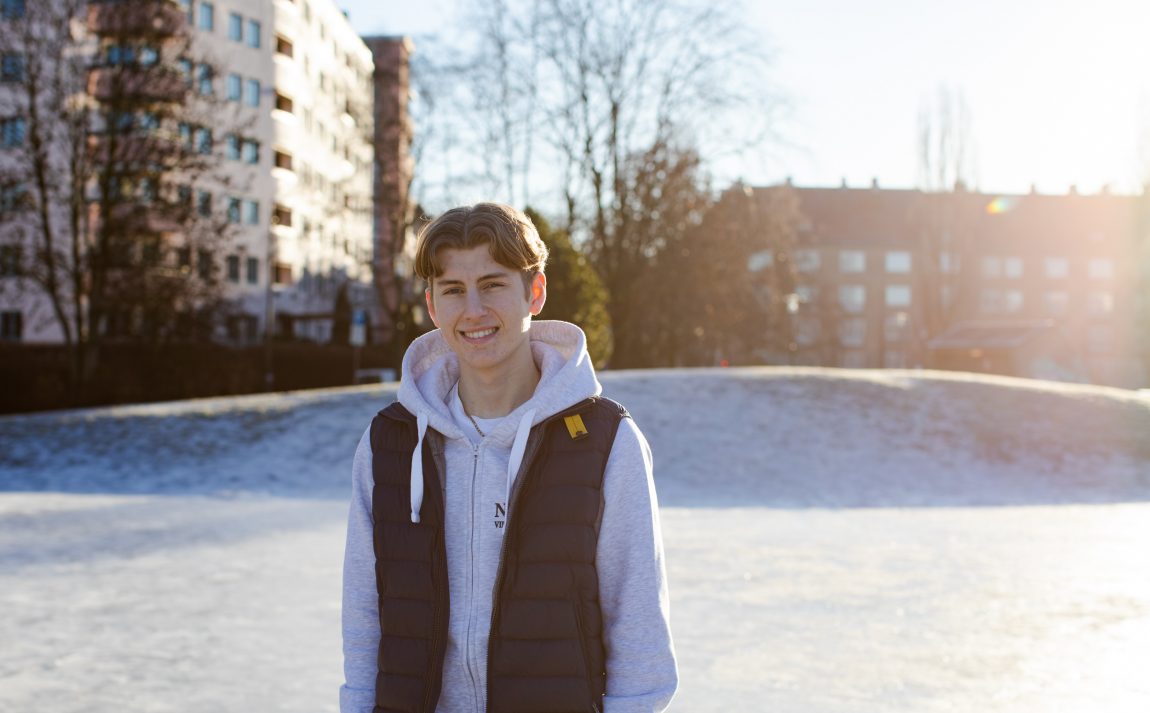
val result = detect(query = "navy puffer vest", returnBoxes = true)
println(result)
[369,397,628,713]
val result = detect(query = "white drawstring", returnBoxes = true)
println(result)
[505,409,537,518]
[410,412,429,523]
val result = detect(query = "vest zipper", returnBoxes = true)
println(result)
[485,408,568,713]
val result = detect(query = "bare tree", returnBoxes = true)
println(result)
[429,0,777,364]
[0,0,246,399]
[915,84,979,346]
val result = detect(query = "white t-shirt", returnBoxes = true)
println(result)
[447,382,505,446]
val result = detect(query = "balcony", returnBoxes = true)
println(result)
[88,66,186,103]
[87,1,186,38]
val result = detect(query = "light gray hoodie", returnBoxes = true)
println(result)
[341,320,678,713]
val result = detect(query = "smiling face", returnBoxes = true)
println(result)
[425,244,547,381]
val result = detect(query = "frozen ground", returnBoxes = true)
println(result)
[2,367,1149,712]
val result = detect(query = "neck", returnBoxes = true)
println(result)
[458,348,541,419]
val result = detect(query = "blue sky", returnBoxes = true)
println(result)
[337,0,1150,196]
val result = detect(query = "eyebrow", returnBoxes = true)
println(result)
[437,272,512,287]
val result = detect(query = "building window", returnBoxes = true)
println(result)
[248,20,261,48]
[839,250,865,273]
[273,204,292,227]
[884,350,907,368]
[1043,290,1068,316]
[226,73,241,101]
[225,133,241,160]
[227,197,241,223]
[242,139,259,165]
[746,249,772,272]
[885,251,911,273]
[274,150,293,171]
[274,92,294,113]
[1044,257,1068,279]
[195,126,212,154]
[198,1,214,31]
[196,190,211,217]
[940,252,959,274]
[841,350,867,369]
[884,311,909,342]
[226,254,240,282]
[1,53,24,82]
[228,12,242,41]
[0,244,21,276]
[794,249,820,273]
[197,63,213,96]
[838,285,866,313]
[1004,289,1023,313]
[273,261,292,285]
[245,78,260,107]
[1088,258,1114,280]
[1,116,24,147]
[0,182,26,212]
[276,35,294,58]
[838,317,866,347]
[1003,256,1023,279]
[884,284,911,307]
[2,0,26,20]
[197,249,213,280]
[179,0,192,24]
[1087,291,1114,316]
[982,256,1001,278]
[244,199,259,225]
[246,256,259,284]
[0,310,21,341]
[794,315,819,347]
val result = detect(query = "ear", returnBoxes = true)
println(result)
[425,287,439,327]
[528,272,547,316]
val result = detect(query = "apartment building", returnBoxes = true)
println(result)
[752,182,1147,387]
[0,0,376,345]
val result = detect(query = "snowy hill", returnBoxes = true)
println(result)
[3,367,1148,504]
[2,368,1149,713]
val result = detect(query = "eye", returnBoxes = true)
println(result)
[482,281,506,291]
[441,287,463,296]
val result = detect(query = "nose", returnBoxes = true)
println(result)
[463,288,486,318]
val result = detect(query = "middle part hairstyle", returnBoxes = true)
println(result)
[414,203,549,288]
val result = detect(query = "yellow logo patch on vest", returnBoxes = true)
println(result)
[563,414,589,440]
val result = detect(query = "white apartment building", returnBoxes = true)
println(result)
[0,0,375,345]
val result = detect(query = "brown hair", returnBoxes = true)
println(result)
[414,203,548,289]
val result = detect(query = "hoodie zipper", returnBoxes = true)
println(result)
[466,442,483,712]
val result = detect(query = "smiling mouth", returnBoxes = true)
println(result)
[461,327,498,339]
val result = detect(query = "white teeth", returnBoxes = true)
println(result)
[463,327,497,339]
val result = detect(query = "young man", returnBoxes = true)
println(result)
[341,203,677,713]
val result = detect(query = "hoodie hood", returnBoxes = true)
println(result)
[397,320,603,522]
[398,320,602,443]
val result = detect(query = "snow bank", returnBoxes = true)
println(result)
[2,368,1149,712]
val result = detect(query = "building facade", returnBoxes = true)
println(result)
[0,0,377,346]
[753,182,1148,388]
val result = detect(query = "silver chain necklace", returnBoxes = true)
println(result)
[465,411,486,438]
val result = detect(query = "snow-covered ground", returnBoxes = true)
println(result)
[2,368,1149,712]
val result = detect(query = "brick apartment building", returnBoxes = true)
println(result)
[0,0,410,347]
[752,181,1148,388]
